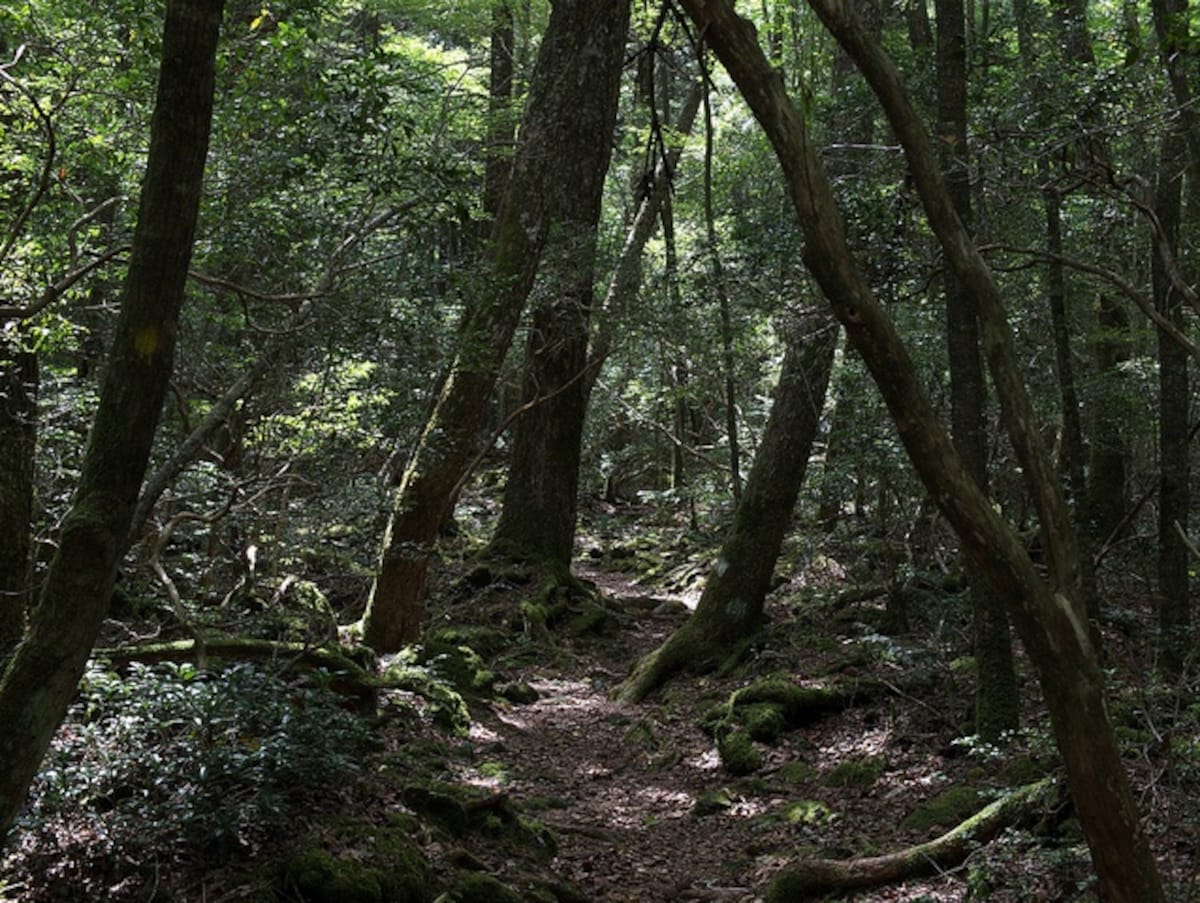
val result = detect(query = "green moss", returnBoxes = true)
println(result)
[718,731,762,775]
[775,761,816,784]
[448,872,522,903]
[781,799,836,826]
[414,641,495,696]
[764,868,820,902]
[825,755,886,788]
[901,785,982,833]
[731,674,857,727]
[284,847,382,903]
[402,784,470,835]
[693,788,733,816]
[996,755,1045,787]
[740,703,787,743]
[566,601,614,636]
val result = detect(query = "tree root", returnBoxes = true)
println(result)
[764,777,1062,900]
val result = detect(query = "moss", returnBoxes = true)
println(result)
[900,785,982,833]
[781,799,836,826]
[425,625,509,658]
[731,674,858,727]
[413,641,495,697]
[693,788,733,816]
[566,601,614,636]
[825,755,886,788]
[402,784,470,835]
[285,847,375,903]
[448,872,523,903]
[775,761,816,784]
[740,702,787,743]
[764,868,819,902]
[718,731,762,775]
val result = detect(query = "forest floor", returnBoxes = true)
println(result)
[5,500,1200,901]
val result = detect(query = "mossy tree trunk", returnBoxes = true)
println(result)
[935,0,1017,742]
[678,1,1164,897]
[618,311,838,701]
[362,0,631,652]
[0,0,223,841]
[487,0,630,567]
[0,335,36,663]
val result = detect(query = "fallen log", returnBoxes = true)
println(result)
[93,638,378,711]
[765,777,1061,900]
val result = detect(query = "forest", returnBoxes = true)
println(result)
[1,0,1198,898]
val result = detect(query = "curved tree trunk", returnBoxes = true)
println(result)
[678,1,1164,897]
[617,310,838,701]
[362,0,631,652]
[0,0,223,840]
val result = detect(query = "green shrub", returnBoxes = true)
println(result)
[22,662,370,871]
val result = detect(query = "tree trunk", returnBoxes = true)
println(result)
[617,310,838,701]
[362,0,631,652]
[0,0,223,840]
[0,335,36,663]
[1151,0,1194,679]
[1151,125,1189,676]
[935,0,1017,741]
[678,1,1164,897]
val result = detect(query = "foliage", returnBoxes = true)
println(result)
[14,662,369,891]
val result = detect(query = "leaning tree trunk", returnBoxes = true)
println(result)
[0,335,36,662]
[0,0,223,841]
[361,0,631,652]
[617,310,838,701]
[678,1,1164,897]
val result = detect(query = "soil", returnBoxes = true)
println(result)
[5,507,1200,902]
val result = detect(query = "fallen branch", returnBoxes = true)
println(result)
[764,777,1061,900]
[93,638,377,711]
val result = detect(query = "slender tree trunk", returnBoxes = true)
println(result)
[702,79,742,503]
[936,0,1017,741]
[0,0,223,840]
[1151,125,1189,675]
[618,310,838,700]
[1151,0,1194,678]
[0,336,36,663]
[483,1,515,227]
[679,2,1164,896]
[362,0,631,651]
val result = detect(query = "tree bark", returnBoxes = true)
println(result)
[935,0,1017,741]
[677,1,1164,897]
[1151,125,1189,676]
[0,335,36,663]
[1150,0,1194,679]
[362,0,631,652]
[0,0,223,841]
[617,310,838,701]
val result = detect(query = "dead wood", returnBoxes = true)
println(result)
[765,777,1061,899]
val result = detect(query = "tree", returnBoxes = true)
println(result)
[0,0,224,839]
[617,307,837,700]
[674,0,1165,896]
[361,0,631,652]
[935,0,1017,740]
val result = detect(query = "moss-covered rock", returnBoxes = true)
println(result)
[281,824,429,903]
[498,680,540,704]
[740,703,787,743]
[900,785,982,834]
[718,731,762,775]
